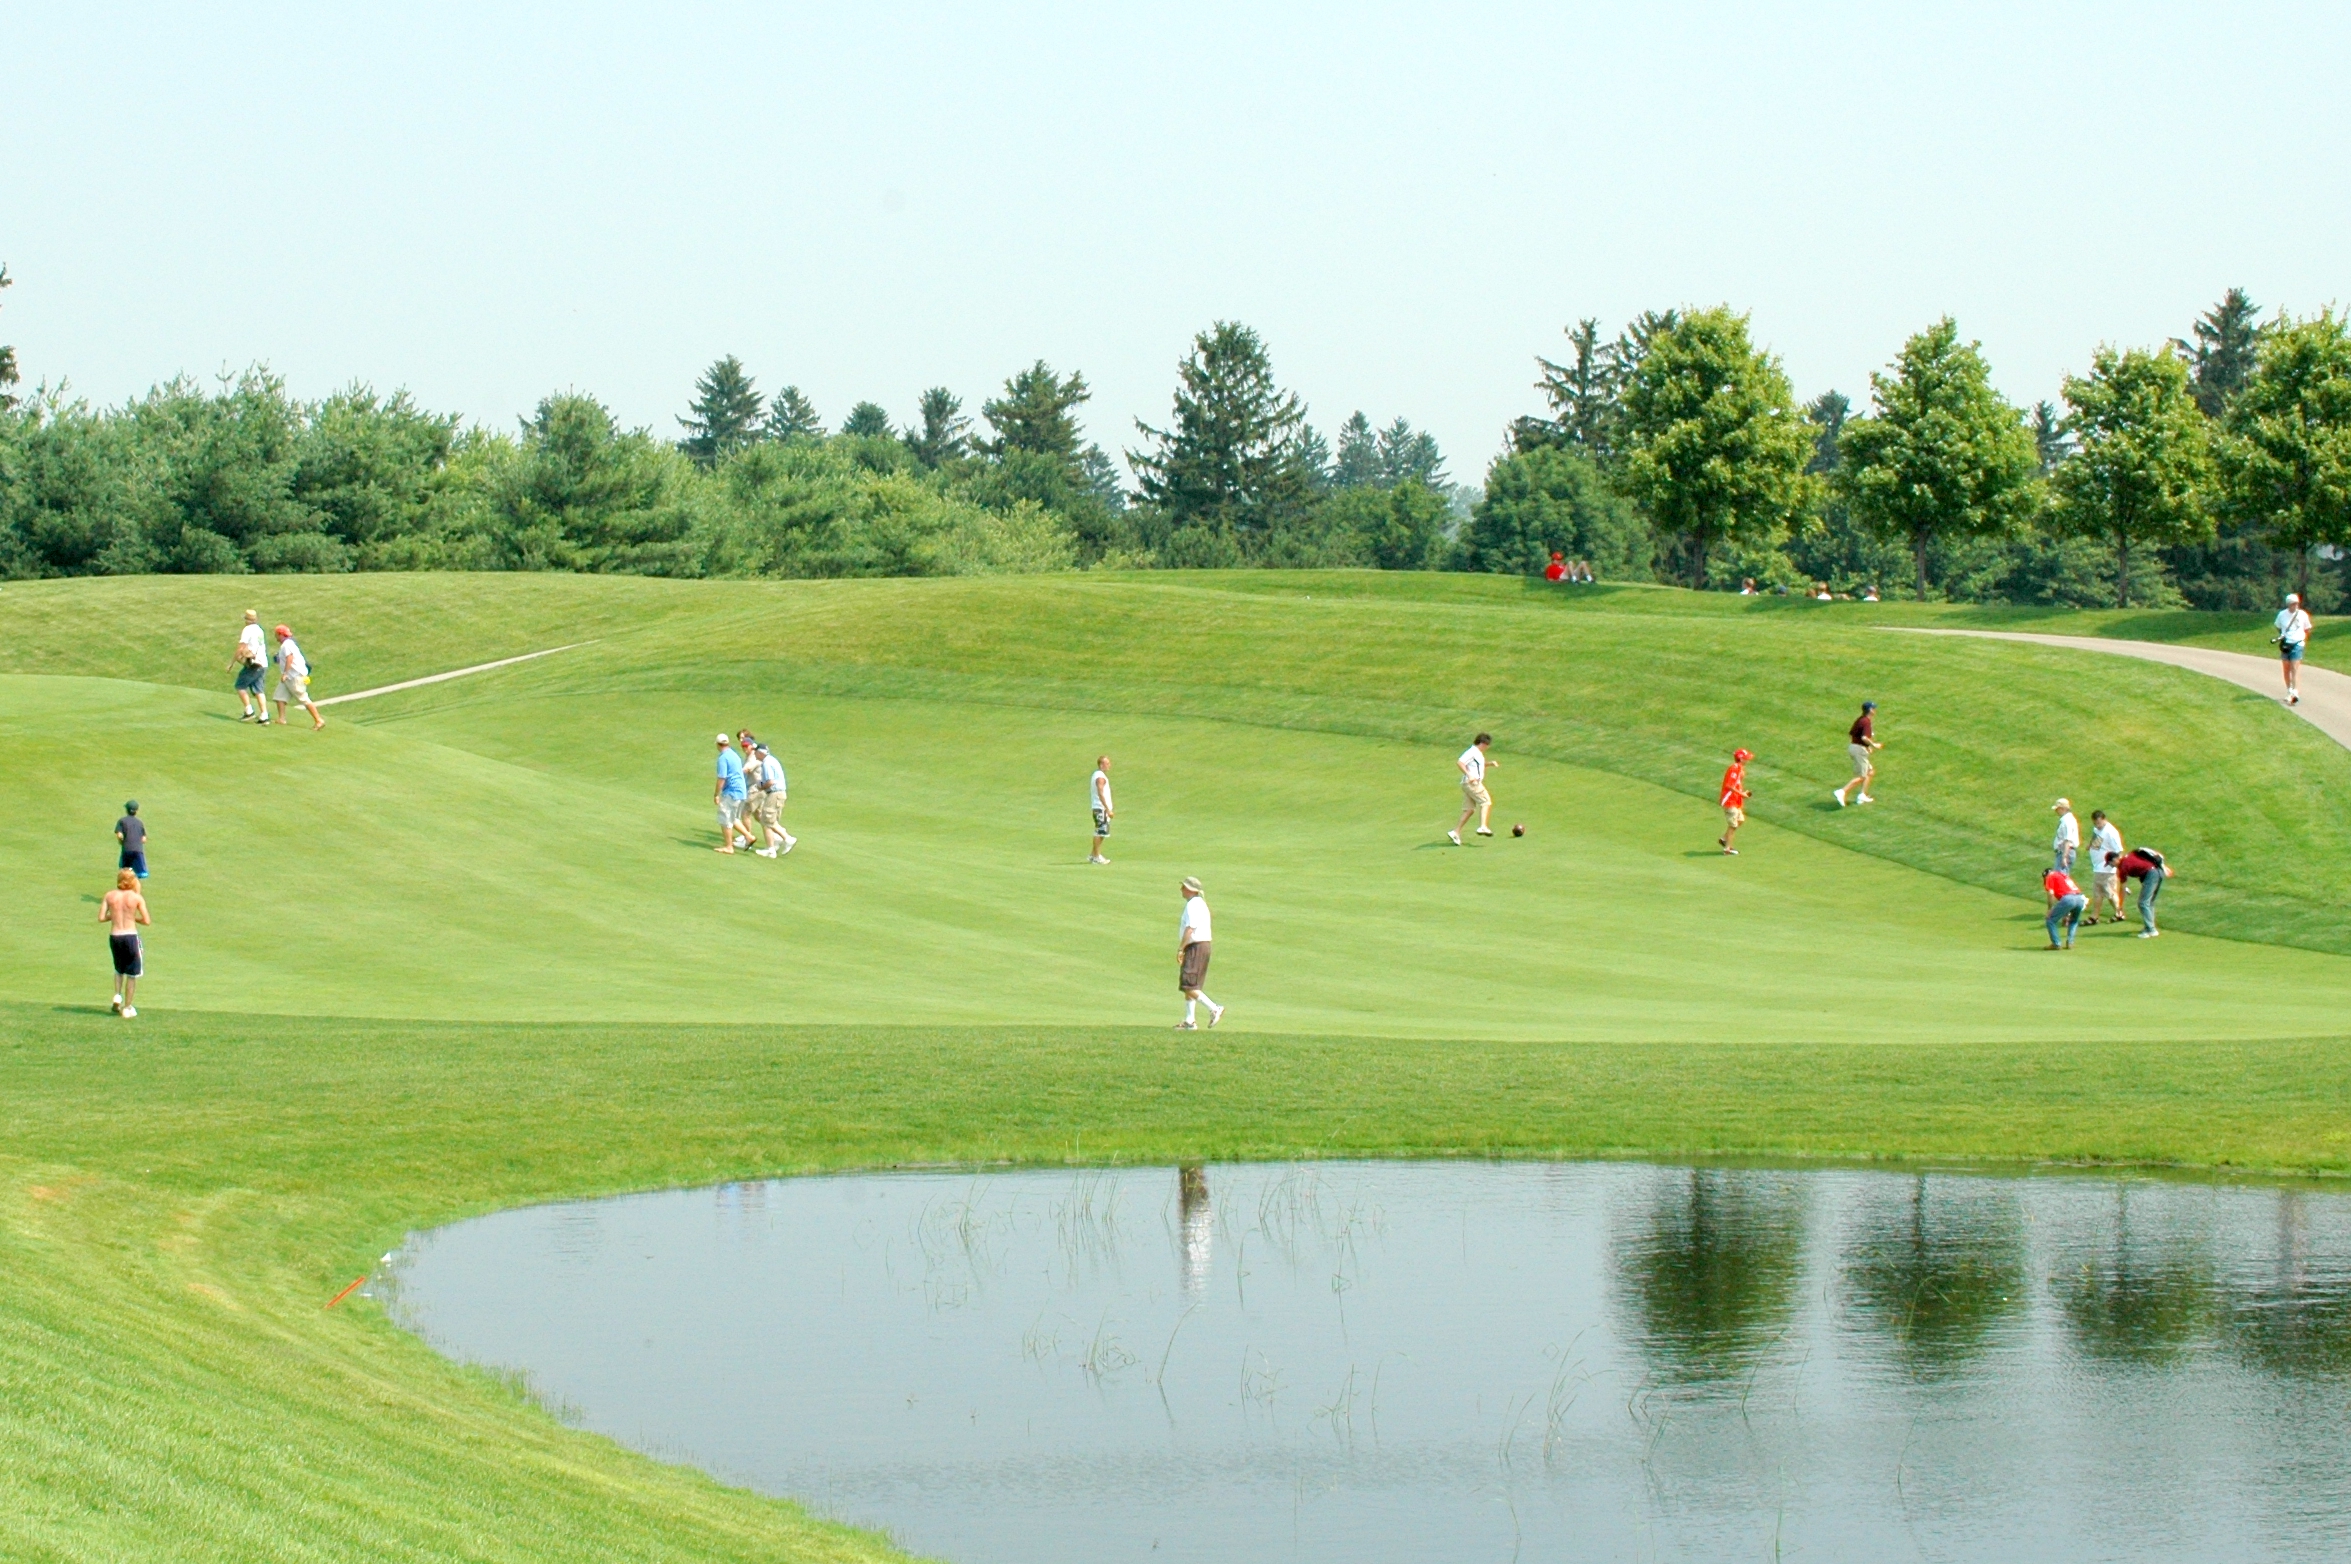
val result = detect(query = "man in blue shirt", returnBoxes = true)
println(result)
[712,733,751,854]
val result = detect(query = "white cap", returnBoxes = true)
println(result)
[2053,797,2071,810]
[715,733,731,744]
[2287,592,2301,605]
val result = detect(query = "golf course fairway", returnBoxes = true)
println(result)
[5,570,2350,1561]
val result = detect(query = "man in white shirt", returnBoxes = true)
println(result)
[751,743,795,858]
[2276,592,2313,706]
[2085,809,2125,926]
[229,609,270,723]
[1089,756,1114,864]
[1175,876,1223,1029]
[1450,733,1496,846]
[271,624,326,731]
[2049,798,2080,908]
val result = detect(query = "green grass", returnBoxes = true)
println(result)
[5,568,2351,1562]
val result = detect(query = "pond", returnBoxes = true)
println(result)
[382,1162,2351,1563]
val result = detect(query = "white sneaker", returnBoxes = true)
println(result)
[1856,794,1874,805]
[120,1006,136,1018]
[1088,855,1108,864]
[1174,1021,1197,1030]
[110,995,122,1013]
[755,847,779,858]
[1832,790,1846,807]
[1448,830,1462,845]
[1208,1006,1225,1027]
[781,836,796,855]
[1475,827,1493,836]
[2138,930,2159,939]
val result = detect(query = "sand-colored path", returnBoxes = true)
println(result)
[317,642,594,707]
[1892,628,2351,750]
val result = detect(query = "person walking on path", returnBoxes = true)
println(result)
[2276,592,2313,705]
[100,867,150,1016]
[712,733,752,853]
[2116,846,2171,938]
[2044,865,2088,949]
[1832,702,1879,807]
[1450,733,1496,845]
[271,625,326,731]
[114,801,149,881]
[751,742,795,857]
[230,609,269,723]
[1089,756,1115,864]
[1718,748,1752,855]
[2085,809,2125,925]
[1175,876,1224,1029]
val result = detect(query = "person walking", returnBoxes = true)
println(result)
[230,609,270,723]
[114,801,149,881]
[712,733,751,853]
[2084,809,2125,925]
[1089,756,1115,864]
[1175,876,1223,1029]
[1718,748,1752,855]
[271,625,326,731]
[1450,733,1496,845]
[100,867,150,1016]
[2276,592,2313,705]
[1832,702,1879,807]
[2116,845,2171,938]
[2051,798,2081,874]
[751,742,795,857]
[2043,865,2088,949]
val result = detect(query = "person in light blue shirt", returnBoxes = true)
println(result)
[712,733,751,853]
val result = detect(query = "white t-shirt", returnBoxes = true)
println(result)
[278,638,308,678]
[758,753,786,792]
[2054,812,2080,851]
[1179,896,1211,944]
[2277,607,2312,645]
[238,623,267,665]
[1091,769,1112,815]
[1458,746,1486,783]
[2090,821,2123,872]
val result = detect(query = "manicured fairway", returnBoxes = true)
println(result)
[3,571,2349,1562]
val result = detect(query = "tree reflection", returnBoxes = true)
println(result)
[1840,1174,2025,1380]
[2221,1191,2351,1379]
[1614,1168,1807,1386]
[2057,1186,2214,1365]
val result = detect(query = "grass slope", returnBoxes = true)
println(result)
[5,570,2351,1562]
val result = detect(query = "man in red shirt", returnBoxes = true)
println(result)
[1544,552,1568,583]
[2043,867,2087,949]
[2115,847,2171,938]
[1832,701,1879,807]
[1718,748,1752,855]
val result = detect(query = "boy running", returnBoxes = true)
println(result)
[271,625,326,731]
[1832,702,1878,807]
[2043,866,2087,950]
[1090,756,1114,864]
[2276,592,2313,705]
[712,734,751,853]
[1718,748,1752,855]
[1175,876,1223,1029]
[100,868,150,1016]
[115,801,149,880]
[752,742,795,857]
[1450,733,1496,845]
[230,609,269,722]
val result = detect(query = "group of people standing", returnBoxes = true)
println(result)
[713,732,794,857]
[2044,800,2171,948]
[228,610,325,731]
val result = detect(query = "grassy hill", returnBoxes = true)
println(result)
[4,570,2351,1562]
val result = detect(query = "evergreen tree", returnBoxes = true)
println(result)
[676,355,764,466]
[2049,347,2213,607]
[2030,400,2074,474]
[2173,287,2263,419]
[1291,424,1333,490]
[2213,309,2351,601]
[0,264,17,411]
[1616,307,1811,589]
[840,401,893,440]
[1331,412,1382,488]
[903,387,970,468]
[1077,444,1129,512]
[1129,320,1312,544]
[763,387,823,443]
[1377,417,1446,489]
[1837,318,2042,600]
[982,361,1091,473]
[1533,317,1617,458]
[1805,390,1851,474]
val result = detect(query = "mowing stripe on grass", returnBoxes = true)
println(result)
[316,642,595,706]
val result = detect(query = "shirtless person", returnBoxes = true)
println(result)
[100,868,151,1017]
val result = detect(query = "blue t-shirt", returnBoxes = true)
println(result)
[716,749,747,799]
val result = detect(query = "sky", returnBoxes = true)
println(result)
[5,2,2346,481]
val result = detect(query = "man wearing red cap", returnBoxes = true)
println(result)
[1718,748,1752,855]
[271,624,325,731]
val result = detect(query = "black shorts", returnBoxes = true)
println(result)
[1179,941,1211,991]
[120,849,147,878]
[109,933,142,977]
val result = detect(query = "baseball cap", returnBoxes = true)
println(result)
[2053,797,2072,810]
[1861,700,1876,710]
[273,624,291,638]
[124,800,138,813]
[1180,877,1202,894]
[1733,748,1752,761]
[715,732,731,744]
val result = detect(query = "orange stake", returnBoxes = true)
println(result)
[323,1276,368,1310]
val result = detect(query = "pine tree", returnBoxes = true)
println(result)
[902,387,970,468]
[1376,418,1446,489]
[676,355,765,466]
[2030,400,2075,474]
[1078,445,1129,512]
[1533,318,1615,458]
[1331,412,1382,488]
[1129,321,1312,542]
[1805,391,1851,475]
[840,401,893,439]
[763,386,823,443]
[1291,424,1333,490]
[981,362,1091,473]
[2172,288,2263,419]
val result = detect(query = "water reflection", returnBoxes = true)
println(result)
[2224,1191,2351,1379]
[1175,1164,1211,1297]
[1840,1173,2026,1378]
[1614,1167,1806,1385]
[2058,1185,2215,1365]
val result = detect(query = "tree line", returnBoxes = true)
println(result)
[3,274,2344,607]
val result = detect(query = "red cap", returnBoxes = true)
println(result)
[273,624,291,638]
[1733,748,1752,761]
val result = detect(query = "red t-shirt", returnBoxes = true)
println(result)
[1720,764,1747,809]
[2116,850,2162,881]
[1544,558,1567,581]
[2044,869,2081,899]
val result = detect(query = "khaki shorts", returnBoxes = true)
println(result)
[1722,804,1746,828]
[717,797,745,828]
[1462,779,1491,807]
[2093,871,2120,903]
[277,673,310,704]
[752,791,783,827]
[1848,742,1873,776]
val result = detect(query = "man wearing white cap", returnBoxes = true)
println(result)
[2276,592,2313,705]
[2048,798,2080,908]
[712,733,751,853]
[751,741,795,858]
[1175,877,1224,1030]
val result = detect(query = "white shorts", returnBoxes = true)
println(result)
[717,797,745,827]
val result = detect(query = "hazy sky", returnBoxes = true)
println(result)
[7,2,2346,480]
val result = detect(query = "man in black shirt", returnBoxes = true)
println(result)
[114,801,149,880]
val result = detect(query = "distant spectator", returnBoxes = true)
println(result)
[1574,560,1594,583]
[1739,577,1758,596]
[1812,582,1833,601]
[1862,584,1880,602]
[1544,552,1567,583]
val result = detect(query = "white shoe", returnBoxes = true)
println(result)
[1088,854,1108,864]
[1174,1021,1197,1030]
[2138,930,2159,939]
[1208,1006,1225,1027]
[1475,827,1493,836]
[1856,794,1874,805]
[1448,830,1462,845]
[1832,791,1846,807]
[755,847,779,858]
[781,836,796,854]
[110,995,122,1013]
[120,1006,136,1018]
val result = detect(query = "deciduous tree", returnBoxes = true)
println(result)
[2213,309,2351,601]
[2048,347,2212,607]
